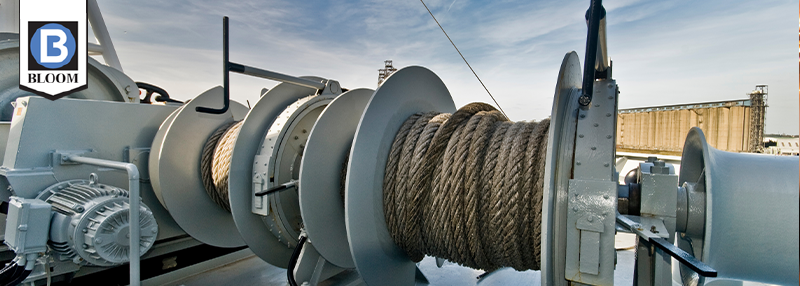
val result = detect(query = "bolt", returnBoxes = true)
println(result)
[650,226,659,233]
[606,135,612,139]
[152,228,158,234]
[83,228,88,233]
[604,163,610,167]
[576,161,581,166]
[125,85,131,94]
[608,96,613,100]
[580,114,586,119]
[578,134,584,138]
[294,136,299,140]
[82,244,89,249]
[95,238,103,244]
[302,129,307,133]
[573,206,578,212]
[593,123,599,127]
[606,113,612,117]
[591,147,596,150]
[607,83,614,89]
[603,194,609,199]
[587,216,594,222]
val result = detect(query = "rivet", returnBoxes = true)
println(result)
[607,83,614,89]
[294,136,299,140]
[603,194,609,199]
[573,206,578,212]
[591,147,596,150]
[578,134,584,138]
[593,123,599,127]
[580,114,586,119]
[594,104,600,107]
[576,161,581,166]
[604,163,610,167]
[83,228,88,233]
[608,96,613,100]
[587,217,594,222]
[606,135,612,139]
[606,113,612,117]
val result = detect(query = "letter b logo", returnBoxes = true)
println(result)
[28,22,78,70]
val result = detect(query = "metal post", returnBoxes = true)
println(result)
[63,155,141,286]
[87,0,123,72]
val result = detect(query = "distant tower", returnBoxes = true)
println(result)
[747,85,767,152]
[378,60,397,86]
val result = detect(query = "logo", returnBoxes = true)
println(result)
[19,1,87,100]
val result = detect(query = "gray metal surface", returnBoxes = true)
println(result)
[346,66,455,286]
[565,79,618,285]
[228,77,323,268]
[299,88,374,269]
[678,128,800,285]
[0,97,176,242]
[0,38,135,120]
[540,51,581,286]
[151,86,248,247]
[149,105,183,209]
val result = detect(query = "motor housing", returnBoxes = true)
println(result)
[38,179,158,267]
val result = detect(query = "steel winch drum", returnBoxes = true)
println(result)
[342,52,584,285]
[677,128,800,286]
[149,86,249,247]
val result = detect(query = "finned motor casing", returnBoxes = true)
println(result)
[37,179,158,267]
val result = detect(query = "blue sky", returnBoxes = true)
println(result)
[93,0,798,134]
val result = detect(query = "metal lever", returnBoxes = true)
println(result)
[650,237,717,277]
[196,16,327,114]
[578,0,607,107]
[616,213,717,278]
[196,16,232,114]
[255,181,297,197]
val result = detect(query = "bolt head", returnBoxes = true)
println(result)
[578,134,584,138]
[603,194,609,199]
[587,216,594,222]
[593,123,599,127]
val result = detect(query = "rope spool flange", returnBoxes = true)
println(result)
[149,86,248,247]
[298,88,374,269]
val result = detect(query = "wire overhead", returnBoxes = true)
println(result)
[419,0,508,119]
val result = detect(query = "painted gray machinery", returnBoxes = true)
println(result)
[0,0,797,285]
[0,1,240,286]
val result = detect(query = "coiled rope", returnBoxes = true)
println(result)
[201,120,244,212]
[383,102,549,271]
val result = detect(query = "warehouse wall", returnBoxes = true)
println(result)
[617,105,752,155]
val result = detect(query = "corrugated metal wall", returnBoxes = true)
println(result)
[617,101,753,155]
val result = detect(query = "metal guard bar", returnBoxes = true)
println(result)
[63,155,142,286]
[196,16,326,114]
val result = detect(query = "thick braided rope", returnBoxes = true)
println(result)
[201,120,244,212]
[384,102,549,271]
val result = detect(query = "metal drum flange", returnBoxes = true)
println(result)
[150,86,248,247]
[228,77,326,267]
[540,51,582,286]
[345,66,455,286]
[299,88,374,269]
[149,105,183,209]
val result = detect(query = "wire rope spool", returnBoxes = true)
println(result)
[298,88,374,269]
[343,55,582,285]
[228,77,332,267]
[345,66,455,286]
[0,36,136,121]
[149,86,248,247]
